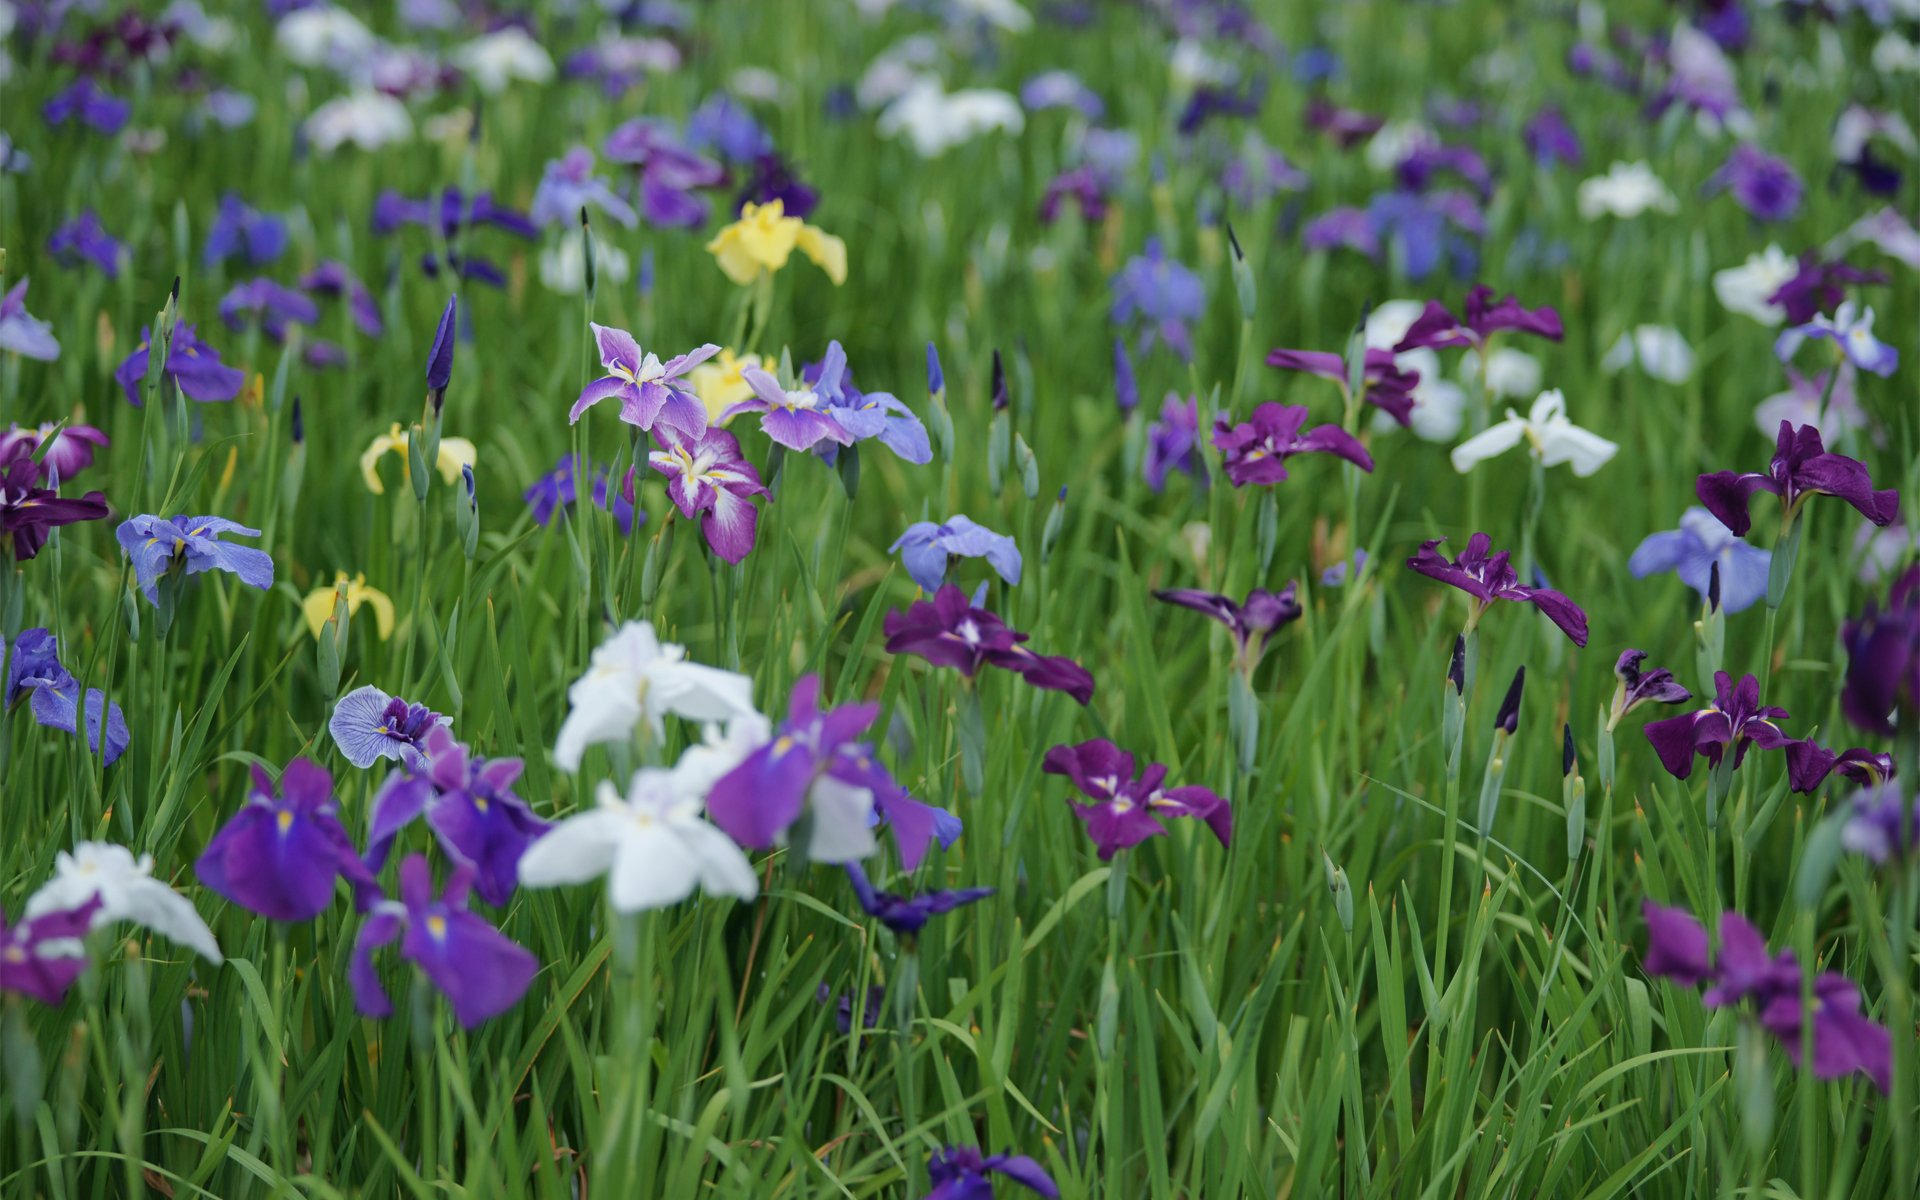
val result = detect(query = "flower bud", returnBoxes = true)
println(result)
[455,464,479,559]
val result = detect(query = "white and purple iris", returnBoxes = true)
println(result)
[572,323,719,437]
[645,426,769,564]
[329,685,451,770]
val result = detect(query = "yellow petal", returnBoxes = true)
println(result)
[354,583,396,640]
[301,586,340,640]
[796,226,847,286]
[360,423,406,495]
[436,437,477,484]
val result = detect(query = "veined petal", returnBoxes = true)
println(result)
[1449,417,1526,474]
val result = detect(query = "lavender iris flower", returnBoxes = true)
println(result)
[1113,339,1137,414]
[299,261,384,336]
[1265,347,1418,427]
[48,210,126,278]
[1704,144,1803,223]
[724,360,857,452]
[1143,393,1201,491]
[0,279,61,361]
[1,449,110,561]
[204,193,288,267]
[350,854,538,1029]
[1773,302,1899,378]
[884,584,1096,705]
[217,279,319,338]
[0,422,109,483]
[530,146,639,229]
[1111,238,1205,360]
[0,896,102,1005]
[1643,671,1817,788]
[373,188,538,240]
[366,727,549,907]
[1211,403,1374,487]
[43,78,130,135]
[329,685,451,769]
[4,628,131,765]
[603,118,725,229]
[1394,285,1564,353]
[643,427,767,564]
[524,454,641,536]
[115,514,275,605]
[1155,582,1302,673]
[844,862,992,937]
[196,760,377,921]
[889,515,1021,593]
[1839,565,1920,737]
[801,348,931,465]
[114,323,246,406]
[1696,420,1899,538]
[926,1146,1060,1200]
[1043,738,1231,860]
[1628,507,1771,614]
[1840,782,1920,864]
[686,93,772,161]
[1021,69,1104,118]
[1405,532,1590,646]
[572,324,718,437]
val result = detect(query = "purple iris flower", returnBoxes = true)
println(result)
[0,279,61,361]
[530,146,639,230]
[1608,651,1691,727]
[350,854,538,1029]
[1840,566,1919,737]
[884,585,1096,705]
[1113,339,1136,414]
[603,119,724,229]
[572,324,717,437]
[1405,533,1590,646]
[1040,165,1111,224]
[1396,141,1491,198]
[1628,507,1771,614]
[299,261,384,337]
[1774,303,1899,378]
[1179,77,1267,136]
[1523,106,1583,167]
[5,628,130,765]
[1302,206,1378,259]
[800,348,931,465]
[114,322,246,406]
[43,78,130,135]
[704,674,887,853]
[1841,781,1920,864]
[1154,582,1302,673]
[114,514,275,605]
[0,896,102,1005]
[1705,144,1803,223]
[1043,739,1231,860]
[524,454,641,536]
[1265,347,1418,427]
[889,515,1021,594]
[1111,238,1206,361]
[373,188,539,241]
[1765,254,1884,327]
[1355,190,1482,282]
[0,423,109,483]
[724,360,857,453]
[816,983,884,1036]
[1642,901,1890,1094]
[1643,671,1816,788]
[366,726,549,908]
[686,93,772,161]
[1211,403,1373,487]
[926,1146,1060,1200]
[204,194,288,268]
[1305,98,1385,147]
[1021,70,1104,118]
[1783,743,1895,794]
[1394,284,1564,352]
[734,152,820,220]
[642,426,767,564]
[196,760,377,922]
[1143,393,1201,492]
[48,210,126,278]
[330,685,451,770]
[1696,421,1899,538]
[1,449,109,561]
[844,862,992,937]
[217,278,319,339]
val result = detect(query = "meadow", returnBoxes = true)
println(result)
[1,0,1917,1196]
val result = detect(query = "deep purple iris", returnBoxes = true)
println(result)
[844,862,992,937]
[1265,347,1418,427]
[1405,533,1589,646]
[1840,566,1920,737]
[526,454,641,537]
[926,1145,1060,1200]
[1608,650,1691,728]
[1211,402,1373,487]
[366,726,549,907]
[0,448,110,561]
[883,584,1096,705]
[1044,739,1232,860]
[1696,420,1898,539]
[1765,253,1884,327]
[196,760,377,922]
[299,261,385,337]
[350,855,538,1029]
[1642,671,1816,789]
[1705,144,1804,223]
[1841,782,1920,864]
[1154,582,1302,672]
[1,895,102,1005]
[1393,284,1564,352]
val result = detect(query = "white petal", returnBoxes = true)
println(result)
[648,662,758,727]
[607,827,700,912]
[517,810,627,888]
[682,821,760,900]
[553,675,644,772]
[127,878,223,963]
[1537,425,1620,477]
[1448,419,1526,474]
[802,777,878,864]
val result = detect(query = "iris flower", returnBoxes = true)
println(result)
[571,324,718,437]
[552,621,758,772]
[1774,302,1898,378]
[1606,651,1691,729]
[530,146,638,229]
[799,346,932,465]
[1144,393,1202,491]
[884,584,1096,704]
[5,628,131,765]
[1628,507,1771,614]
[24,842,222,963]
[845,862,992,937]
[0,422,108,483]
[48,210,126,278]
[367,726,549,907]
[0,896,101,1005]
[329,685,450,769]
[1393,285,1563,353]
[706,199,847,286]
[298,262,384,337]
[359,423,477,494]
[1449,389,1617,477]
[1111,238,1205,360]
[204,193,288,268]
[643,426,769,564]
[1154,582,1302,673]
[301,572,396,641]
[114,323,246,406]
[1265,346,1419,427]
[724,363,856,452]
[1705,145,1803,223]
[351,855,538,1029]
[196,760,377,921]
[1405,532,1590,645]
[1841,782,1920,864]
[1,448,109,560]
[1043,739,1232,860]
[890,515,1021,594]
[1839,565,1919,737]
[1211,403,1373,487]
[524,454,640,536]
[1643,671,1818,788]
[1696,420,1899,538]
[42,78,129,135]
[0,279,60,361]
[925,1146,1060,1200]
[115,514,275,606]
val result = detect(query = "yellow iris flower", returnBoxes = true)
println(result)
[688,348,763,424]
[301,572,396,641]
[359,422,477,495]
[705,199,847,287]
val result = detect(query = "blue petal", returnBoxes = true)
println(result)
[1627,529,1692,579]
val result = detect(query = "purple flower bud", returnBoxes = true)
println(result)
[991,348,1008,412]
[1494,666,1524,735]
[1562,723,1575,776]
[926,342,944,395]
[426,295,457,397]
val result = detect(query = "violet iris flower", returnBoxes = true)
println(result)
[204,193,288,267]
[218,278,320,338]
[1021,69,1104,118]
[350,855,538,1029]
[1696,420,1899,538]
[1705,144,1803,223]
[329,685,451,770]
[524,454,641,536]
[196,760,377,921]
[115,514,275,605]
[724,360,857,453]
[1143,393,1201,491]
[530,146,639,229]
[48,210,126,278]
[817,983,885,1036]
[1841,782,1920,864]
[883,584,1096,705]
[0,279,61,361]
[1642,901,1890,1093]
[926,1146,1060,1200]
[572,324,718,437]
[734,152,820,219]
[0,896,102,1005]
[1,449,109,561]
[1305,98,1385,147]
[801,348,931,465]
[373,188,539,240]
[114,323,246,406]
[1840,565,1919,737]
[43,78,130,135]
[1405,533,1590,646]
[1523,106,1583,167]
[602,118,725,229]
[1607,651,1691,729]
[366,726,549,907]
[0,423,109,483]
[299,261,384,337]
[844,862,992,937]
[889,515,1021,594]
[1628,507,1771,614]
[642,426,768,564]
[1394,284,1564,353]
[1154,582,1302,673]
[1643,671,1815,788]
[1765,253,1884,327]
[1211,403,1373,487]
[1774,302,1899,378]
[1111,238,1205,361]
[1265,347,1418,426]
[5,628,131,765]
[1040,165,1112,223]
[1784,743,1895,794]
[1043,738,1232,860]
[687,93,772,161]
